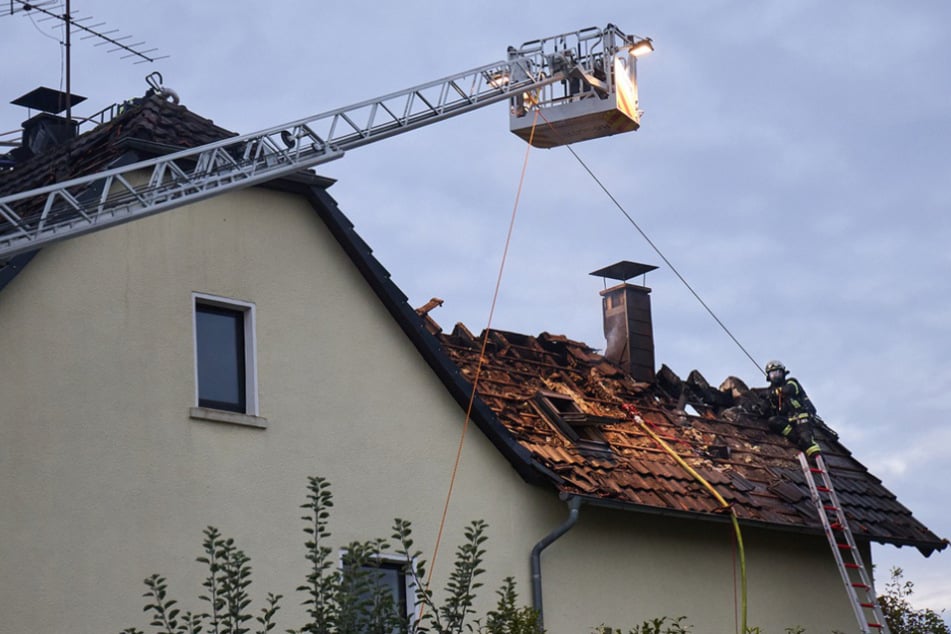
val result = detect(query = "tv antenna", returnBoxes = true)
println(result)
[5,0,168,122]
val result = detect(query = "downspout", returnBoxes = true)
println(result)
[531,495,582,629]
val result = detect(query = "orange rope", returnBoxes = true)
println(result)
[424,110,541,594]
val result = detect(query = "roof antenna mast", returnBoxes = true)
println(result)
[5,0,168,121]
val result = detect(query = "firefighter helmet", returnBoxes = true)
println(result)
[765,360,787,386]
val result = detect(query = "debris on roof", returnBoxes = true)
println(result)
[436,323,947,556]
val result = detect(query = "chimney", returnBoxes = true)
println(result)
[9,87,86,162]
[590,261,657,382]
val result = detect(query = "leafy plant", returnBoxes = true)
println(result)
[479,577,542,634]
[337,539,402,634]
[593,616,692,634]
[122,573,202,634]
[122,476,540,634]
[296,475,337,634]
[194,525,279,634]
[391,517,494,634]
[878,567,950,634]
[121,526,281,634]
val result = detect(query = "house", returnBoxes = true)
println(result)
[0,90,945,634]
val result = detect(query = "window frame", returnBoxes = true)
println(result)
[338,549,417,626]
[534,390,616,458]
[192,292,259,417]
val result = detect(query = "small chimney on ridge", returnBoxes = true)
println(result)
[9,87,86,163]
[590,260,657,383]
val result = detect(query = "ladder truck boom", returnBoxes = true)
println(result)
[0,24,652,262]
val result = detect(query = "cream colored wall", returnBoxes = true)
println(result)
[0,185,861,634]
[536,507,860,633]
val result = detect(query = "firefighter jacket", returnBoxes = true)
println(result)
[769,377,816,423]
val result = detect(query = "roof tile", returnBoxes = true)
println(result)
[436,326,947,555]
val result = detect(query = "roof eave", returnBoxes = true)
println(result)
[569,492,948,555]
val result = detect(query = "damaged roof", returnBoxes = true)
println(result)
[430,321,947,556]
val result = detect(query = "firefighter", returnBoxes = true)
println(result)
[764,360,822,460]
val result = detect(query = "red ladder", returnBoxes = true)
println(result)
[799,453,891,634]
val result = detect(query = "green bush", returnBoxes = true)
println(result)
[481,577,543,634]
[878,567,950,634]
[593,616,692,634]
[121,476,542,634]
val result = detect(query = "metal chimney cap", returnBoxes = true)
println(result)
[589,260,657,282]
[12,87,86,115]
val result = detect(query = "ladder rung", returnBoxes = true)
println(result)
[817,485,831,492]
[845,563,861,569]
[809,466,824,473]
[830,522,844,530]
[868,623,883,629]
[837,543,853,550]
[851,582,870,589]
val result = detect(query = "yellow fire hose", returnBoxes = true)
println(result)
[625,406,748,633]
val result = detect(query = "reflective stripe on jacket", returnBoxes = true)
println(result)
[773,377,816,421]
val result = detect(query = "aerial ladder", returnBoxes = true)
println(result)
[799,453,892,634]
[0,24,653,263]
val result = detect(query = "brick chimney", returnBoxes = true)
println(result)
[590,261,657,382]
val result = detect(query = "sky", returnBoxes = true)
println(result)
[3,0,949,621]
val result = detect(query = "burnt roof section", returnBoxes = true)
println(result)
[434,325,948,556]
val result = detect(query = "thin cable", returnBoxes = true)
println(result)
[59,14,66,94]
[21,4,67,94]
[534,111,764,376]
[424,111,541,595]
[25,8,62,42]
[569,142,762,375]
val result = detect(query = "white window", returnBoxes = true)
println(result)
[193,293,258,416]
[340,551,417,628]
[365,558,412,620]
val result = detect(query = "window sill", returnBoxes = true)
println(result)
[189,407,268,429]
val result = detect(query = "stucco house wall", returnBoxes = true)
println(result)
[539,506,866,632]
